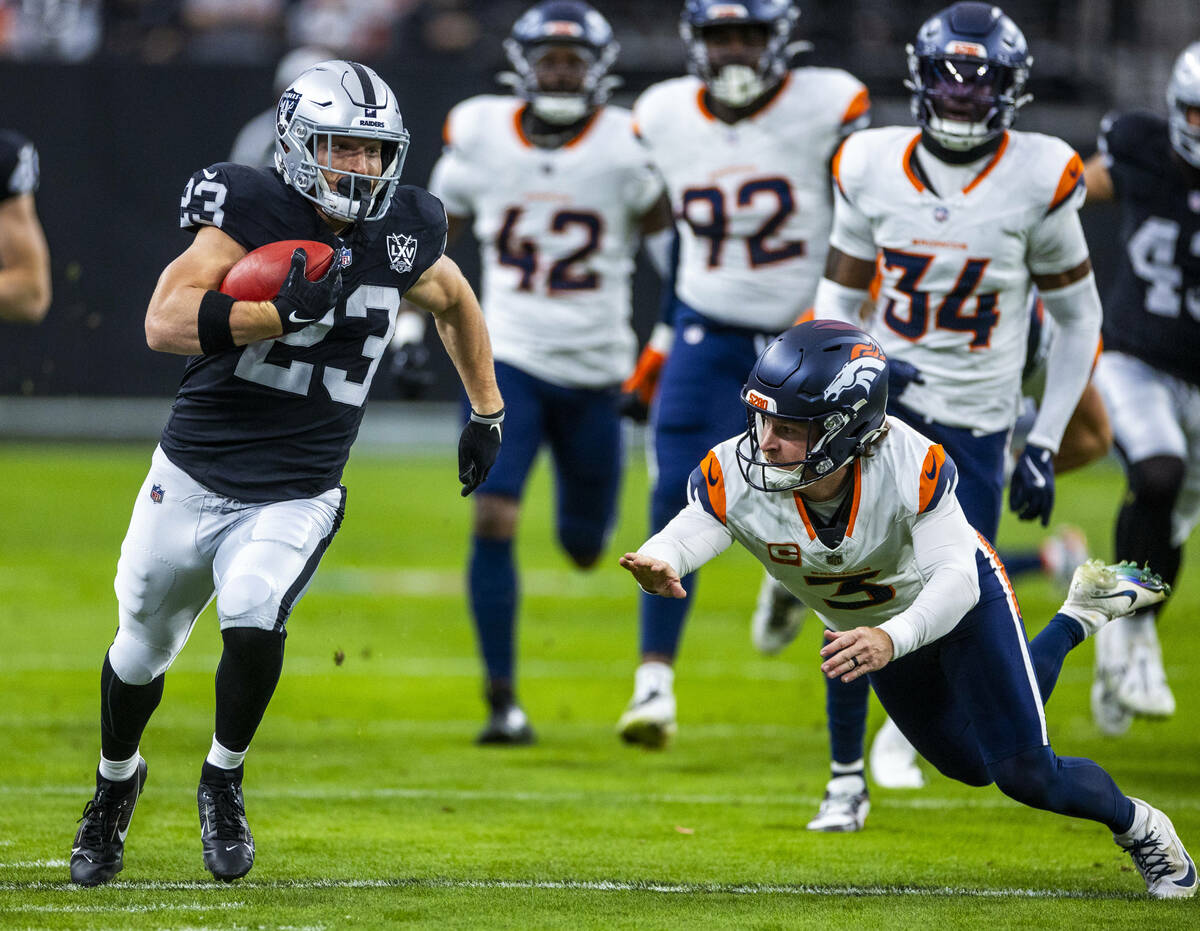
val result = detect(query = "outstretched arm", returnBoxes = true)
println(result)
[0,192,50,322]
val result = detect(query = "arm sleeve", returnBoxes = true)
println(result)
[427,148,475,218]
[638,504,734,581]
[827,185,877,263]
[877,503,981,659]
[1025,272,1102,452]
[812,277,871,324]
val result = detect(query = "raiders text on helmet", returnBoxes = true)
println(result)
[275,60,410,224]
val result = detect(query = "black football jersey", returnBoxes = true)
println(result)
[1100,112,1200,386]
[160,163,447,501]
[0,129,39,202]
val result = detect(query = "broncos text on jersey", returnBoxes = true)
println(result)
[831,127,1088,433]
[431,96,663,389]
[1099,111,1200,388]
[162,162,447,502]
[633,68,869,331]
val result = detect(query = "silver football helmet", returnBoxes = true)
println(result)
[274,60,410,223]
[1167,42,1200,169]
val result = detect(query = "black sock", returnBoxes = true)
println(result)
[201,760,244,785]
[214,627,285,753]
[100,651,165,762]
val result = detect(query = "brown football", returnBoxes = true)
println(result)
[220,240,335,301]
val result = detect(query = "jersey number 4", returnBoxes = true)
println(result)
[497,207,602,293]
[881,248,1000,348]
[681,177,805,269]
[1127,217,1200,319]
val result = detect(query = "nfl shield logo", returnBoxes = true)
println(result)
[150,484,165,503]
[387,234,417,273]
[933,206,950,223]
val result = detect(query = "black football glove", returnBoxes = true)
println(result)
[1009,443,1055,526]
[887,358,925,400]
[274,248,343,334]
[390,341,436,399]
[458,408,504,497]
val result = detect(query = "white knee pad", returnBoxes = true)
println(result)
[109,627,177,685]
[216,571,277,627]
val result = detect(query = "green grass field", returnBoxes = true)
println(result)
[1,441,1197,929]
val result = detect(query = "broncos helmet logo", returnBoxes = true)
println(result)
[822,356,885,406]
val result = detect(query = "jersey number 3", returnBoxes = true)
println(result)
[234,284,399,407]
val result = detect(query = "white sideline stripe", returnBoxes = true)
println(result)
[6,783,1200,811]
[315,567,630,600]
[0,877,1133,900]
[7,902,243,914]
[2,859,69,868]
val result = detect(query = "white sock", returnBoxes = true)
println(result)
[98,752,141,783]
[635,661,674,699]
[206,736,247,771]
[831,758,865,777]
[1114,798,1150,842]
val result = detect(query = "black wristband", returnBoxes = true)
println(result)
[197,290,236,355]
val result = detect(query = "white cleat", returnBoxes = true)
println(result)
[1116,618,1176,718]
[869,717,925,789]
[1061,560,1170,636]
[1091,621,1133,737]
[1039,525,1089,591]
[617,662,677,749]
[751,574,806,655]
[806,774,870,833]
[1115,798,1198,899]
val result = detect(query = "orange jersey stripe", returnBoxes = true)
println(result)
[845,460,863,537]
[442,114,453,146]
[563,107,603,149]
[962,131,1009,195]
[1049,152,1085,212]
[902,133,925,193]
[792,491,817,541]
[512,105,534,148]
[918,444,947,514]
[841,87,870,126]
[700,450,727,524]
[831,136,850,196]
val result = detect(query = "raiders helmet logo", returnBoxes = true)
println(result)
[277,89,302,136]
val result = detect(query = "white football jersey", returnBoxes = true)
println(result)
[633,69,869,331]
[430,96,664,388]
[830,127,1089,433]
[680,417,977,637]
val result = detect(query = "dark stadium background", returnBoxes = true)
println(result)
[0,0,1189,400]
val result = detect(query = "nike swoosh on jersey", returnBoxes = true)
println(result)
[288,310,317,325]
[202,168,219,180]
[923,463,937,481]
[706,460,720,486]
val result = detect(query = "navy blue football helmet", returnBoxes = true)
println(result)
[502,0,619,125]
[906,2,1032,153]
[736,321,889,492]
[680,0,798,108]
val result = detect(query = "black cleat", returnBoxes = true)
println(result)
[476,683,536,745]
[70,759,148,887]
[198,764,255,882]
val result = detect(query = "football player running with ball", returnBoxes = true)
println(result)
[616,0,871,750]
[805,2,1104,829]
[428,0,672,744]
[69,61,503,885]
[1082,42,1200,734]
[622,321,1196,900]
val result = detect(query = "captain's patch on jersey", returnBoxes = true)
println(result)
[688,450,727,524]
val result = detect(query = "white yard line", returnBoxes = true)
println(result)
[0,876,1134,900]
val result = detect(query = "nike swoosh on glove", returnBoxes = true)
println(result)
[273,249,343,334]
[458,408,504,497]
[1009,443,1055,526]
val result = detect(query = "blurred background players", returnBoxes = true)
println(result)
[427,0,672,743]
[616,0,870,749]
[807,2,1103,828]
[0,128,50,323]
[229,45,335,167]
[1082,40,1200,735]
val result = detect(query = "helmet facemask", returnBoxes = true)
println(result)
[503,39,617,125]
[1168,43,1200,169]
[737,408,857,492]
[907,51,1028,152]
[684,18,791,109]
[301,131,407,224]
